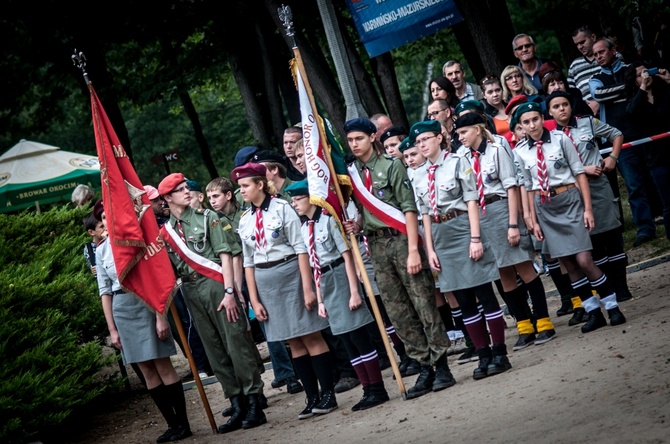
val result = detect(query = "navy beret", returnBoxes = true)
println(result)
[344,117,377,135]
[380,125,407,143]
[545,90,572,109]
[453,112,486,130]
[234,146,260,167]
[252,150,286,164]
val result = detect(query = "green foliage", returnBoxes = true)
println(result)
[0,205,118,443]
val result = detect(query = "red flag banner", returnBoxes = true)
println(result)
[89,84,176,315]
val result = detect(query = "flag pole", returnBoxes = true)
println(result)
[73,51,220,430]
[278,5,407,398]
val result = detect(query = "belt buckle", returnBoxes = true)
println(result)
[190,271,199,281]
[550,188,558,197]
[439,213,448,222]
[376,229,385,237]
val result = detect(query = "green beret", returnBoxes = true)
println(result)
[454,100,485,117]
[284,179,309,197]
[397,137,413,153]
[513,101,542,126]
[409,120,442,144]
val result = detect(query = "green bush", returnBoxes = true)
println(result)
[0,206,120,444]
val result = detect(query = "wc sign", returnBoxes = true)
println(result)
[152,149,179,165]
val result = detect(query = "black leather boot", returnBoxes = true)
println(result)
[357,382,389,410]
[241,394,267,429]
[581,309,607,333]
[406,365,435,399]
[432,354,456,392]
[473,347,492,380]
[351,385,370,412]
[488,344,512,376]
[607,307,627,326]
[568,307,588,326]
[217,395,246,434]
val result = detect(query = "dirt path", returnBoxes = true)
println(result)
[68,255,670,444]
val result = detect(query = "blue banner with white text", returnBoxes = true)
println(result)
[346,0,463,58]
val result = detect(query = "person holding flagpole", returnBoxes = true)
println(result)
[94,206,192,443]
[341,117,455,400]
[285,179,390,411]
[232,162,338,420]
[159,173,267,434]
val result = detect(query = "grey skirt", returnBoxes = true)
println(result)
[358,238,380,297]
[480,198,534,268]
[321,261,373,335]
[431,212,500,292]
[588,175,621,235]
[536,187,592,257]
[255,256,329,342]
[112,292,176,365]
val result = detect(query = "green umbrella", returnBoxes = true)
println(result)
[0,139,101,213]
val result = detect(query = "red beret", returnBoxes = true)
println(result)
[505,94,528,116]
[158,172,187,195]
[93,199,104,221]
[230,163,267,184]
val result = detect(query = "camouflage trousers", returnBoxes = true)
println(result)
[368,234,449,366]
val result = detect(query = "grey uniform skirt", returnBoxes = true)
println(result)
[480,198,534,268]
[255,256,329,342]
[588,175,621,235]
[358,237,380,296]
[536,187,592,257]
[112,292,176,365]
[432,212,500,292]
[321,260,373,335]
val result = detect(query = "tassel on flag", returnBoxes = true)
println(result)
[89,84,176,315]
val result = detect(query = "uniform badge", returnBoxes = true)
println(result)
[377,172,383,177]
[210,219,220,228]
[271,231,280,238]
[377,189,384,197]
[402,179,411,189]
[222,223,232,231]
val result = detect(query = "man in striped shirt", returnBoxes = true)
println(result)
[568,25,600,116]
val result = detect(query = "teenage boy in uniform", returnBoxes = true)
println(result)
[341,118,455,400]
[159,173,266,434]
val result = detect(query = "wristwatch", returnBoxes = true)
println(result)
[225,287,235,295]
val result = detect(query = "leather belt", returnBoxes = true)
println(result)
[434,209,467,223]
[181,271,204,282]
[112,290,126,296]
[484,195,506,205]
[255,254,297,269]
[535,183,576,197]
[366,228,400,238]
[320,256,345,274]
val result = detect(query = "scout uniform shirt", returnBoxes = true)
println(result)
[411,149,478,218]
[352,154,417,233]
[555,116,622,169]
[166,206,240,279]
[299,207,348,268]
[513,128,586,191]
[238,194,307,267]
[460,139,519,199]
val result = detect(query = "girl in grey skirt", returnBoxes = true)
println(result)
[286,180,389,412]
[512,101,626,334]
[409,119,511,381]
[455,112,557,351]
[233,162,336,420]
[95,209,191,443]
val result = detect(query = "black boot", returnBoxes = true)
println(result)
[357,382,389,410]
[556,300,574,317]
[406,365,435,399]
[312,389,338,414]
[298,394,320,420]
[581,309,608,333]
[432,354,456,392]
[351,385,370,412]
[487,344,512,376]
[241,394,267,429]
[607,307,627,326]
[473,347,492,380]
[568,307,588,326]
[217,395,246,434]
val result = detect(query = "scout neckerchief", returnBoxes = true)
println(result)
[558,118,584,163]
[471,149,486,215]
[347,155,410,236]
[534,140,550,203]
[307,220,321,288]
[427,164,440,222]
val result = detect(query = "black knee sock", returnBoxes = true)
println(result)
[438,304,455,331]
[310,351,336,393]
[148,383,177,428]
[547,260,574,304]
[293,354,319,398]
[451,307,473,348]
[525,276,549,320]
[165,381,189,428]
